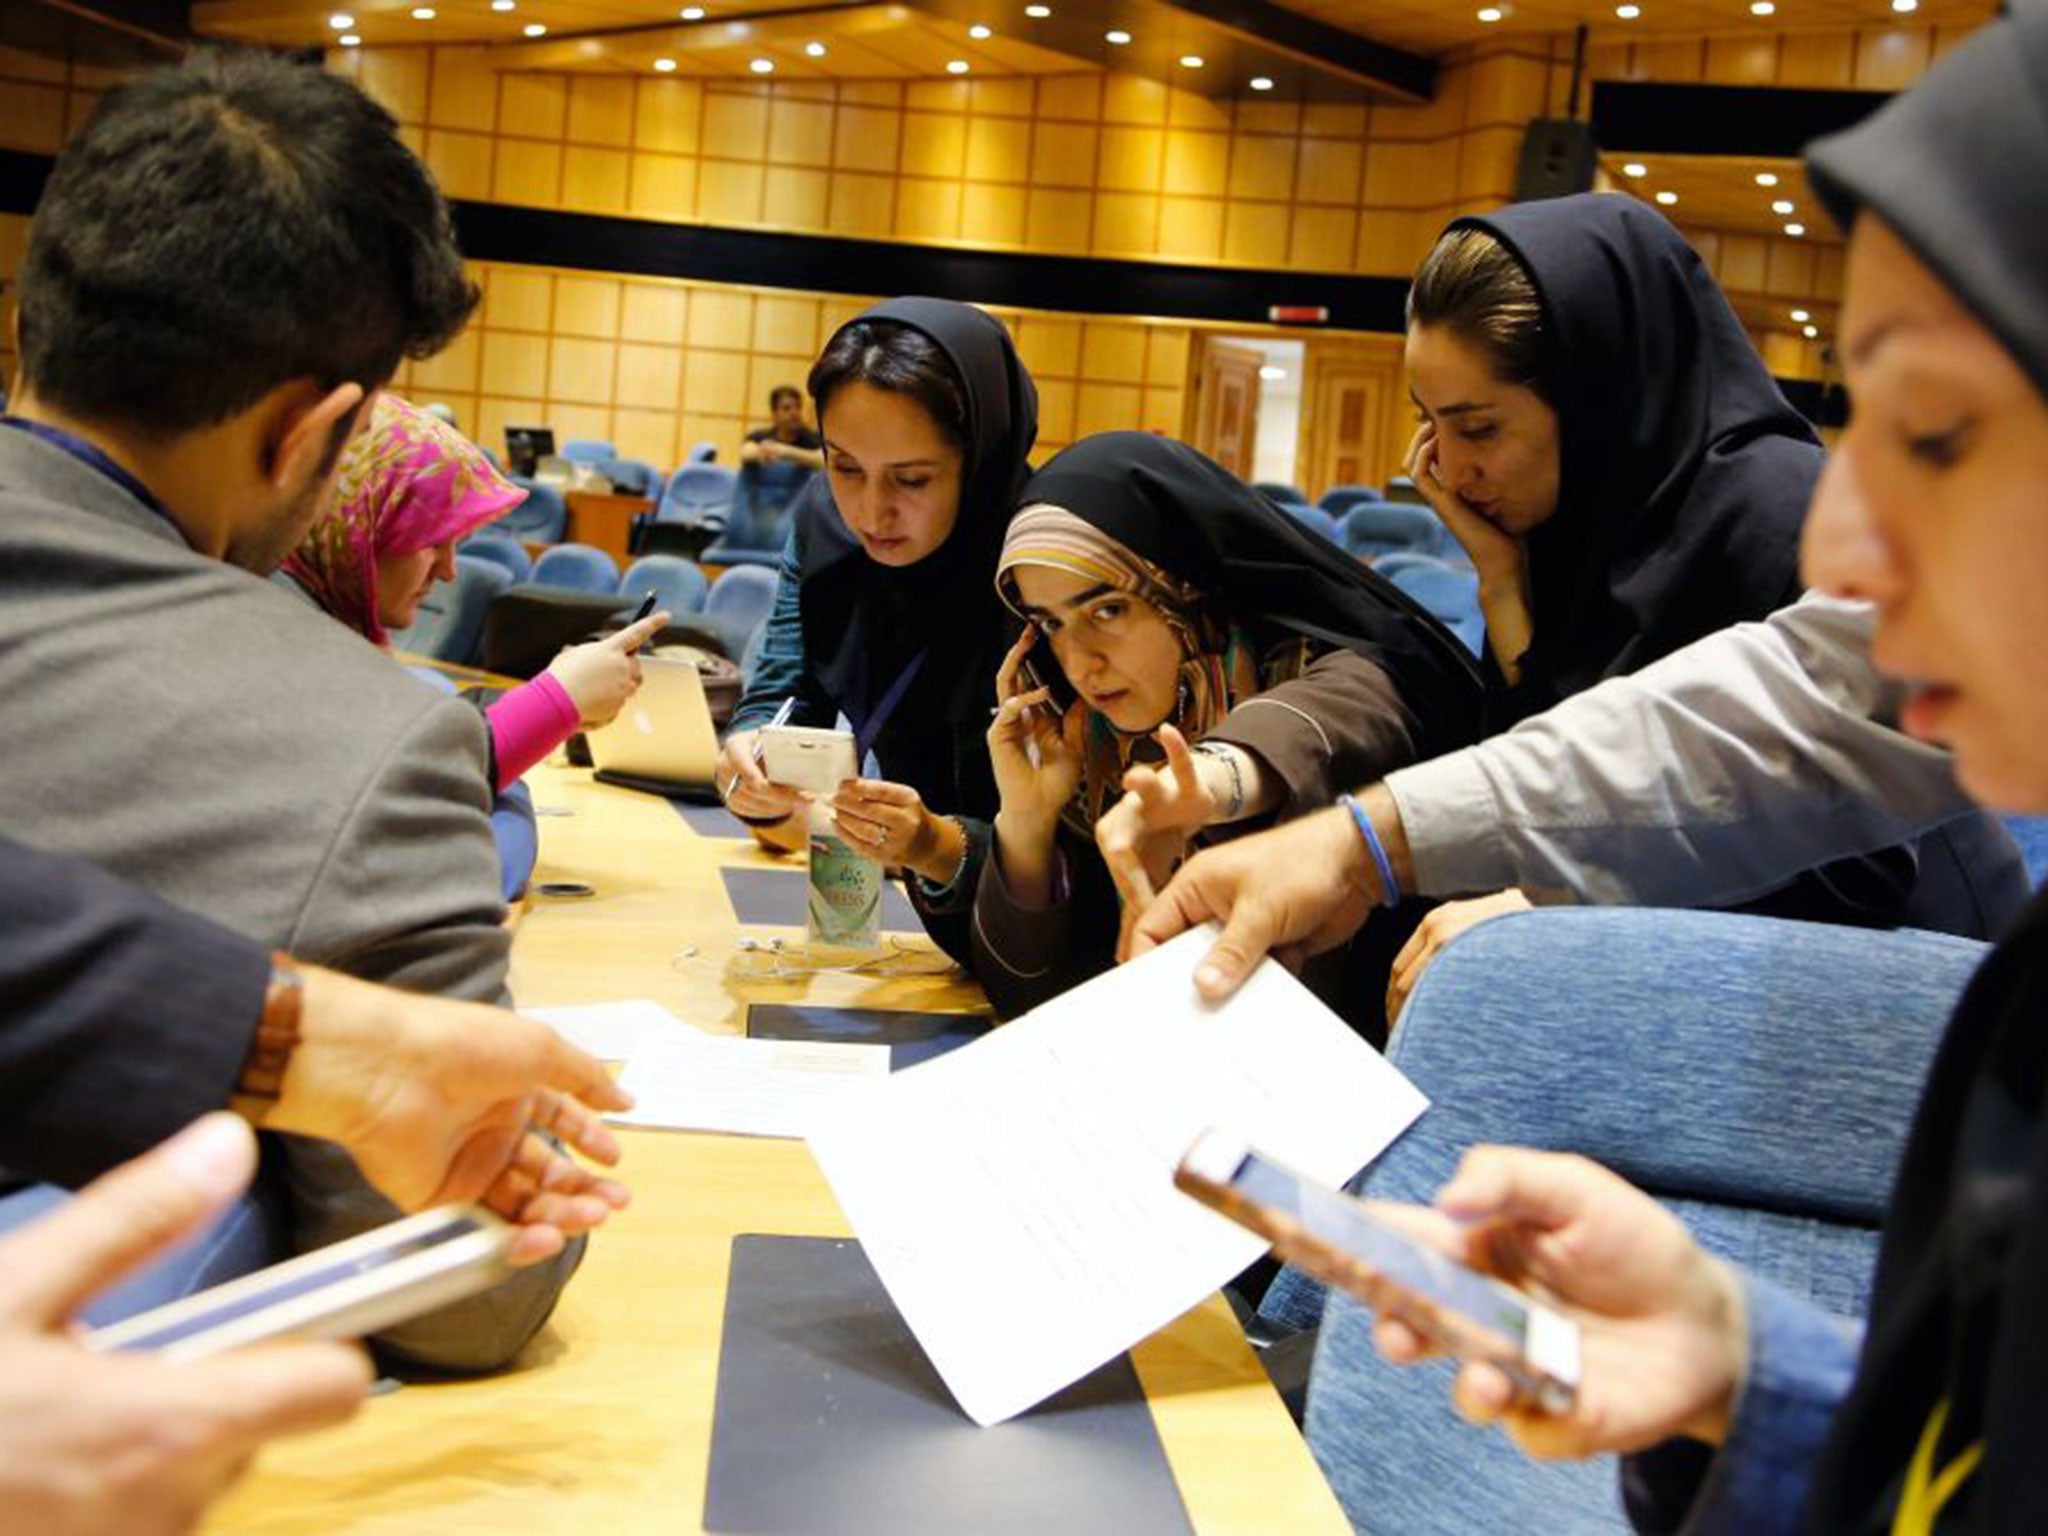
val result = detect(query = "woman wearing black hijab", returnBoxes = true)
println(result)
[1391,192,2022,987]
[975,431,1482,1029]
[1372,7,2048,1529]
[721,297,1036,958]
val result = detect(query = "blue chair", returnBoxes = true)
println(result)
[389,555,512,666]
[1374,552,1485,656]
[621,554,710,617]
[702,564,779,661]
[461,531,534,583]
[531,542,623,594]
[652,463,739,533]
[1318,483,1384,517]
[1280,503,1341,544]
[1253,480,1310,508]
[492,477,568,543]
[702,463,808,568]
[597,456,662,497]
[562,438,617,465]
[687,439,719,463]
[1340,502,1453,562]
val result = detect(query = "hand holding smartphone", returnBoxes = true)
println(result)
[84,1205,514,1363]
[757,723,858,795]
[1175,1132,1579,1415]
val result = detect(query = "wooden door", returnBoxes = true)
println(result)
[1191,339,1263,479]
[1299,337,1408,499]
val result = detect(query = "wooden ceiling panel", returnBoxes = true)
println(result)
[1286,0,1994,54]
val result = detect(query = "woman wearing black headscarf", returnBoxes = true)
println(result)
[1371,7,2048,1528]
[974,431,1482,1029]
[721,297,1036,958]
[1388,192,2022,1000]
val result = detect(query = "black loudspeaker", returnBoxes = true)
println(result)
[1514,119,1597,202]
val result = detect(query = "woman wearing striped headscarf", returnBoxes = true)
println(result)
[973,431,1483,1034]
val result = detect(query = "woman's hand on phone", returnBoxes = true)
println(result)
[1370,1146,1749,1461]
[987,629,1086,849]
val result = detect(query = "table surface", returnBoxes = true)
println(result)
[208,763,1347,1535]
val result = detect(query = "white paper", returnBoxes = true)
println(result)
[523,998,695,1062]
[611,1033,888,1139]
[806,925,1428,1426]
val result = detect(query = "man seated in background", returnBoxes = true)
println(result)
[730,383,824,546]
[0,47,585,1371]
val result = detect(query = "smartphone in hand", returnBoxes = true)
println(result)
[1175,1132,1579,1414]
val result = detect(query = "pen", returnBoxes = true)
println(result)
[629,589,659,624]
[754,696,796,766]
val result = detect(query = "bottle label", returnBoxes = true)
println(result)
[807,830,882,950]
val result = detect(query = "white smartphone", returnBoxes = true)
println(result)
[1175,1131,1580,1414]
[757,724,858,795]
[83,1205,515,1363]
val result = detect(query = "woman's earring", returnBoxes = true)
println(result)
[1175,677,1191,724]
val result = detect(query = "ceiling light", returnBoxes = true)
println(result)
[970,24,993,37]
[681,6,705,17]
[805,41,826,56]
[1477,6,1504,20]
[1750,1,1774,13]
[339,33,361,46]
[1755,171,1779,187]
[1025,4,1050,16]
[1615,2,1640,15]
[523,21,546,35]
[655,57,678,71]
[328,12,353,27]
[1892,0,1919,11]
[1771,198,1795,214]
[1621,161,1647,177]
[1105,29,1131,44]
[750,56,774,72]
[1783,221,1806,237]
[1249,76,1275,91]
[1790,308,1810,322]
[1179,54,1204,67]
[947,59,971,73]
[410,6,435,18]
[1654,190,1677,205]
[1259,365,1287,381]
[1803,324,1819,338]
[491,0,515,11]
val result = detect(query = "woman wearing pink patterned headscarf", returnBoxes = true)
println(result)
[283,394,666,790]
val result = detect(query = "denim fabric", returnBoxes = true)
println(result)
[1286,907,1984,1535]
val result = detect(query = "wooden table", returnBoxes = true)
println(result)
[209,764,1347,1535]
[564,491,655,567]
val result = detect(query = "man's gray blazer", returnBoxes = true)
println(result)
[0,425,576,1371]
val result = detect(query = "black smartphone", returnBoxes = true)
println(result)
[1018,631,1080,714]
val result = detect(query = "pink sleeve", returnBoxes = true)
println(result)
[485,672,582,791]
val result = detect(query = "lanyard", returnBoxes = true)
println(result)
[1891,1397,1984,1536]
[851,649,927,763]
[0,415,185,541]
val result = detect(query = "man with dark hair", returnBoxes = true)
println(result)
[739,384,824,473]
[729,383,822,545]
[0,48,579,1371]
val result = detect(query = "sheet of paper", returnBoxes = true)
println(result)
[522,998,697,1061]
[612,1033,889,1139]
[807,926,1428,1426]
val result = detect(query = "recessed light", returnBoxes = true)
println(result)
[1105,29,1131,44]
[805,41,826,57]
[1615,2,1640,15]
[1790,308,1810,323]
[328,12,354,27]
[750,57,774,72]
[491,0,515,11]
[339,33,361,46]
[1249,76,1275,91]
[1654,190,1677,205]
[1755,171,1779,187]
[1892,0,1919,11]
[1771,199,1794,214]
[523,21,546,35]
[654,57,678,71]
[1025,4,1050,15]
[1477,6,1504,20]
[970,24,993,38]
[1803,324,1819,338]
[1179,54,1204,67]
[1621,161,1647,177]
[1750,1,1774,13]
[410,6,435,18]
[1783,222,1806,237]
[1259,365,1287,381]
[947,59,970,73]
[681,6,705,17]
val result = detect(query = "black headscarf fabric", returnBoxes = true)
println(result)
[1796,8,2048,1530]
[1448,194,1821,723]
[1010,432,1484,761]
[792,297,1037,814]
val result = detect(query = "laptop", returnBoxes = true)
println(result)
[586,653,724,801]
[504,426,555,479]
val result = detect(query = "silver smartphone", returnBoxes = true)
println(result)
[83,1205,515,1362]
[757,723,858,795]
[1175,1131,1580,1414]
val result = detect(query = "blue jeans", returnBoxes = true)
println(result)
[1281,908,1984,1535]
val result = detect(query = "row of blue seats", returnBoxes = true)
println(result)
[1254,478,1425,517]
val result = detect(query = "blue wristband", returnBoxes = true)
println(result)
[1339,793,1402,909]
